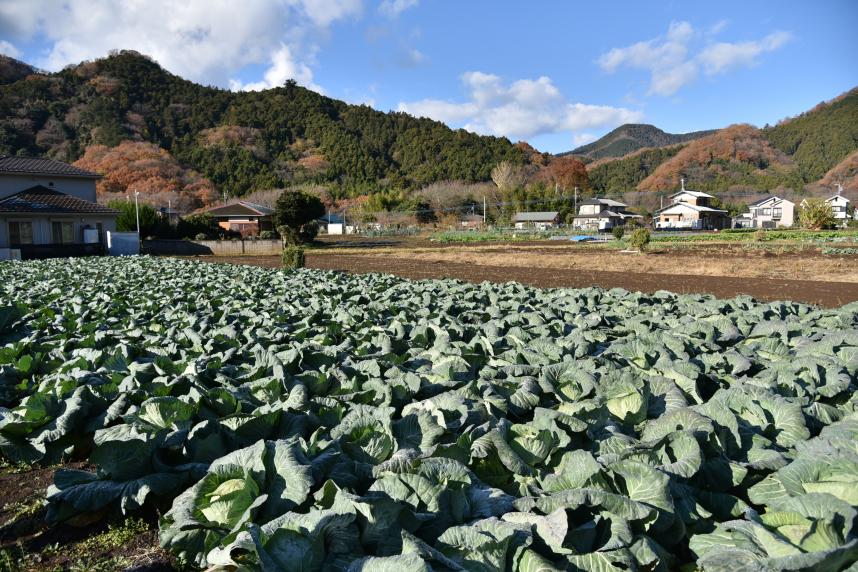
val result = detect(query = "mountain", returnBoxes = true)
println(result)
[0,55,35,85]
[0,51,526,207]
[563,124,716,160]
[764,87,858,182]
[635,124,799,193]
[589,88,858,196]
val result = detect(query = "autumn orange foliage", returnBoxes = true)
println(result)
[535,155,589,191]
[637,125,793,192]
[815,149,858,194]
[74,141,217,211]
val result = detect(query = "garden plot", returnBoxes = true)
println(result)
[0,257,857,571]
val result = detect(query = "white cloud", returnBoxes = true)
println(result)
[598,21,792,96]
[229,44,322,92]
[398,72,642,142]
[698,31,793,75]
[397,47,427,67]
[572,133,597,146]
[379,0,418,18]
[0,40,20,58]
[0,0,363,91]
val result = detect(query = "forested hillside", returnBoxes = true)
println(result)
[1,49,855,209]
[0,51,525,205]
[588,89,858,196]
[588,145,685,195]
[764,87,858,182]
[563,124,715,160]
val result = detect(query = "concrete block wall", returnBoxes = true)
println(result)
[144,239,284,256]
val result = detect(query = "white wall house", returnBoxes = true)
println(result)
[513,211,559,230]
[799,187,856,227]
[734,196,795,228]
[572,198,642,231]
[0,156,118,258]
[826,192,851,225]
[653,180,730,230]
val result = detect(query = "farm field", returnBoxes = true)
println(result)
[1,257,857,571]
[200,240,858,306]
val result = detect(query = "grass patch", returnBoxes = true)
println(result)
[2,494,44,525]
[71,517,149,558]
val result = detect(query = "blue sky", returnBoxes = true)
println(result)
[1,0,856,153]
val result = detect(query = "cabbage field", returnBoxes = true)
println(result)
[1,257,857,571]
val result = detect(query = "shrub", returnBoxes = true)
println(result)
[194,233,207,241]
[753,230,766,242]
[177,214,216,239]
[282,246,305,269]
[107,199,168,237]
[612,226,625,240]
[259,230,276,240]
[628,228,651,251]
[799,199,836,230]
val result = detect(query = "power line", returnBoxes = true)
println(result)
[343,195,583,218]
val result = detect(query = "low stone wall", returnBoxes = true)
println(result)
[144,239,283,256]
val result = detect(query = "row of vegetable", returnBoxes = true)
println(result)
[0,257,856,571]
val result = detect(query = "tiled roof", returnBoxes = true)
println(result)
[573,209,642,219]
[0,186,119,214]
[668,190,714,199]
[0,155,100,178]
[580,198,627,208]
[318,213,345,224]
[513,211,559,222]
[203,201,274,217]
[656,202,726,214]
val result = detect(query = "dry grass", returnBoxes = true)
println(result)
[314,244,858,283]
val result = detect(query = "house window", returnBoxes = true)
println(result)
[762,208,772,215]
[773,208,782,218]
[51,221,75,244]
[8,221,34,245]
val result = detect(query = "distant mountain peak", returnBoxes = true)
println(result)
[563,123,716,161]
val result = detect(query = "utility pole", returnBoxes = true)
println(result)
[483,195,486,226]
[573,187,578,214]
[134,191,141,235]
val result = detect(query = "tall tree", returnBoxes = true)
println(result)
[273,190,325,243]
[491,161,525,191]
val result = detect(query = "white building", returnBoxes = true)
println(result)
[653,180,730,230]
[572,198,642,231]
[513,211,559,230]
[0,155,118,258]
[826,187,852,225]
[799,186,856,227]
[734,196,795,228]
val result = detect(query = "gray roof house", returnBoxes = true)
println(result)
[513,211,559,223]
[0,156,118,259]
[572,198,642,230]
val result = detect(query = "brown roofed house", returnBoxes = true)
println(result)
[200,201,274,237]
[0,155,119,259]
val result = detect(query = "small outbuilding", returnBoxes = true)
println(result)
[513,211,559,230]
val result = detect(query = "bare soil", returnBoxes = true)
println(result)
[190,253,858,308]
[0,463,177,571]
